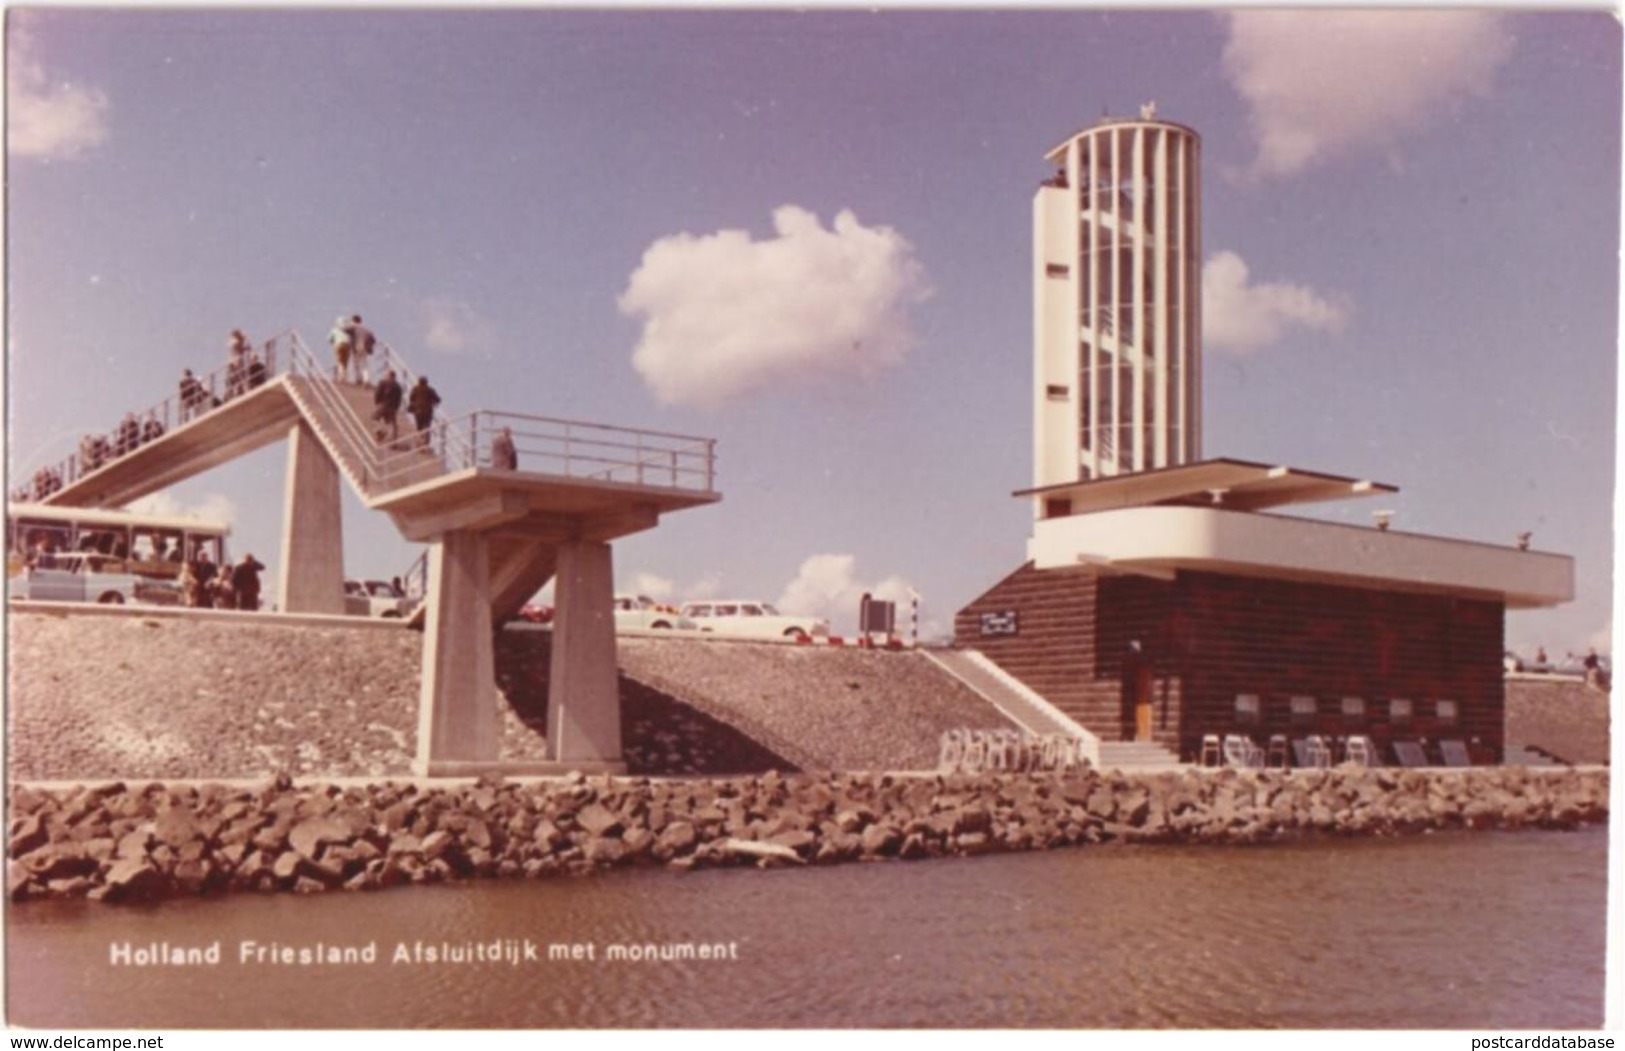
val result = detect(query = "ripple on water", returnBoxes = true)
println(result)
[6,827,1607,1029]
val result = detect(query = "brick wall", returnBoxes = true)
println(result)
[953,563,1182,748]
[956,562,1505,761]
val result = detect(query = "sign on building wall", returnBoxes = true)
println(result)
[979,610,1019,637]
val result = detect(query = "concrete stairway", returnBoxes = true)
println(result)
[925,648,1089,739]
[281,375,445,497]
[1097,740,1185,771]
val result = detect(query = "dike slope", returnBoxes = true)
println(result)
[7,613,1005,781]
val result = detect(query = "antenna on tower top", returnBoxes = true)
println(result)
[1140,100,1158,119]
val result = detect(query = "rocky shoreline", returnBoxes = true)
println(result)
[7,765,1608,904]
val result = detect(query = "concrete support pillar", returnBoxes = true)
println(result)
[548,539,622,763]
[414,530,499,775]
[278,421,344,614]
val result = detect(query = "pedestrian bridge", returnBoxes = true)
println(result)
[27,329,720,775]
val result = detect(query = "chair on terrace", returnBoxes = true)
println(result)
[1293,735,1332,770]
[1265,734,1291,769]
[1392,740,1430,768]
[1342,735,1375,767]
[1439,739,1472,768]
[1199,734,1222,768]
[1222,734,1263,769]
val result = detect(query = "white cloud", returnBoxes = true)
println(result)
[776,553,917,636]
[1222,10,1514,179]
[619,205,932,409]
[125,492,238,526]
[421,298,494,353]
[1202,251,1349,355]
[7,18,110,161]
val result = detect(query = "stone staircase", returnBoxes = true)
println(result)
[924,648,1090,740]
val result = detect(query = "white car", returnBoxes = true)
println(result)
[678,600,829,641]
[8,551,178,606]
[614,594,694,631]
[345,579,413,618]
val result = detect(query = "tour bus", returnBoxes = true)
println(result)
[6,503,230,606]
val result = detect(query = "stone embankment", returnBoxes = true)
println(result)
[8,765,1607,904]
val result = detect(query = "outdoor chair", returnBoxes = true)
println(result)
[1292,736,1332,769]
[1265,734,1291,769]
[1199,734,1222,767]
[1222,734,1263,769]
[1343,735,1375,767]
[1439,739,1472,768]
[1392,740,1430,768]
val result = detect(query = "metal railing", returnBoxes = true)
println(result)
[283,333,718,498]
[21,333,286,501]
[21,325,718,506]
[452,410,716,493]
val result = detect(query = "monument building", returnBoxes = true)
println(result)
[956,111,1573,766]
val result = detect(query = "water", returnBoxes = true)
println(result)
[6,828,1607,1029]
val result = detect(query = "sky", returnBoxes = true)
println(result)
[6,7,1619,653]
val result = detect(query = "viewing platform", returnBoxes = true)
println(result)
[20,327,721,777]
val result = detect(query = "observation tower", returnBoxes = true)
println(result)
[1032,103,1201,512]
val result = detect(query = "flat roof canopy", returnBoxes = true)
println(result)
[1016,457,1399,515]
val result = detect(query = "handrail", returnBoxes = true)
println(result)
[23,325,719,505]
[23,330,290,502]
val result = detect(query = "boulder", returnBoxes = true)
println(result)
[105,857,167,900]
[575,804,623,838]
[582,837,627,865]
[153,806,203,849]
[655,821,698,857]
[288,817,351,861]
[860,822,902,857]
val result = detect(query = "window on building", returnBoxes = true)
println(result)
[1290,695,1317,728]
[1389,698,1413,729]
[1046,384,1069,401]
[1435,700,1459,727]
[1045,263,1070,278]
[1235,694,1261,728]
[1044,498,1072,520]
[1341,696,1366,726]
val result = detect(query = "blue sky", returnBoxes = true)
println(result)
[7,8,1618,652]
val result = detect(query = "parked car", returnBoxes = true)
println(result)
[344,579,413,618]
[517,603,554,625]
[678,600,829,640]
[8,551,178,606]
[614,594,695,631]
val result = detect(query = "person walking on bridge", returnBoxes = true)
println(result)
[329,315,354,383]
[374,369,404,444]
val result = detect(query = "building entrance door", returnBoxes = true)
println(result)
[1133,666,1154,742]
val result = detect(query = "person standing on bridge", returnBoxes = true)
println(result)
[329,315,354,383]
[407,375,442,450]
[349,315,377,386]
[491,426,518,470]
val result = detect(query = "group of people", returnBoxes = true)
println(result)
[77,409,167,476]
[178,550,264,611]
[178,329,270,424]
[23,467,63,501]
[329,314,379,385]
[371,368,444,451]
